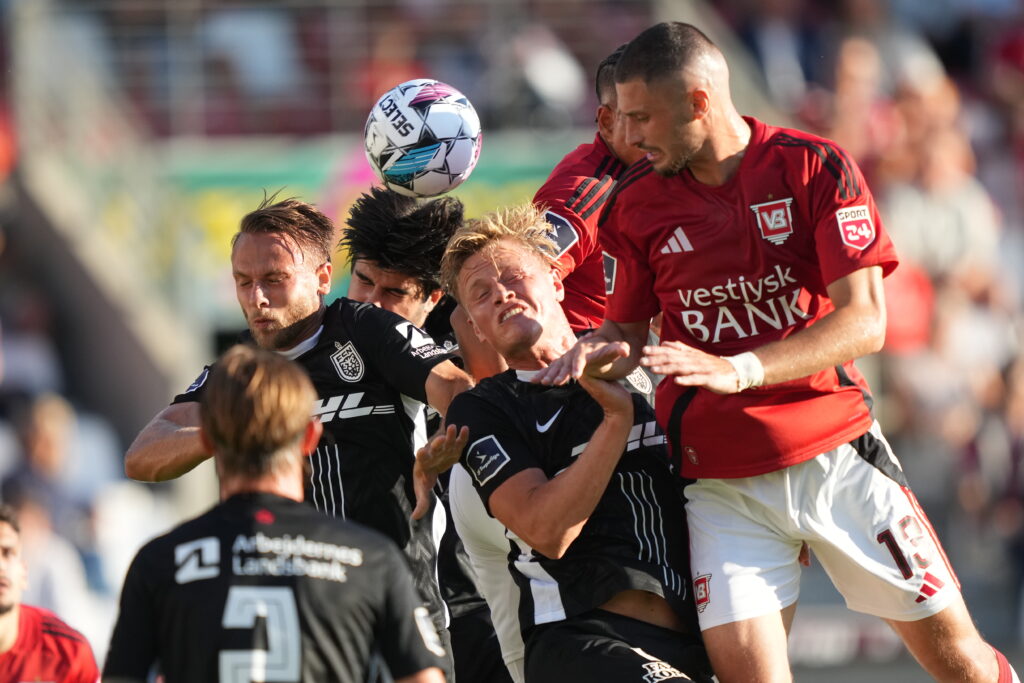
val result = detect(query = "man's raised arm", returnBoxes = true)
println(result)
[124,402,209,482]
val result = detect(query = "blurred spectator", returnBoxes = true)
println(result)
[881,127,1001,284]
[734,0,827,115]
[0,288,63,397]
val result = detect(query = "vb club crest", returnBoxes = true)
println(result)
[750,198,795,245]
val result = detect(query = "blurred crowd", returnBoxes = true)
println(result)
[4,0,1024,656]
[55,0,653,136]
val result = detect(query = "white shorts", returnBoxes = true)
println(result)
[685,422,960,630]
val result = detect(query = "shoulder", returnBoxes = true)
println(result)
[759,121,862,193]
[598,158,659,226]
[536,138,626,216]
[24,606,92,652]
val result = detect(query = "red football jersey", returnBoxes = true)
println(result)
[600,117,899,479]
[534,133,626,331]
[0,605,99,683]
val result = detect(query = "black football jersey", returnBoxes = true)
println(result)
[447,370,698,634]
[103,493,445,683]
[173,298,455,626]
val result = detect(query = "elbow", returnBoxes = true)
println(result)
[525,525,579,559]
[124,448,157,482]
[864,311,887,355]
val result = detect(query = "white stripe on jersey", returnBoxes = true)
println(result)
[510,535,566,624]
[335,445,345,519]
[620,471,683,595]
[316,447,327,513]
[327,444,337,517]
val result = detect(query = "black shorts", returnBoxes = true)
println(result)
[449,606,514,683]
[524,610,713,683]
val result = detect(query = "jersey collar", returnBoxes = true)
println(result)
[277,325,323,360]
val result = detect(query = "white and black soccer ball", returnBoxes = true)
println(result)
[363,79,483,198]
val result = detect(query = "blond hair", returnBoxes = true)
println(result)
[200,345,316,478]
[440,202,557,301]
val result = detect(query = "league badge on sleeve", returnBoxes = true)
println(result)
[543,211,580,258]
[603,251,617,295]
[466,435,511,487]
[835,205,875,250]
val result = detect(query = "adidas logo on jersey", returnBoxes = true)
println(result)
[660,227,693,254]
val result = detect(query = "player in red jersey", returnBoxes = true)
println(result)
[536,22,1019,683]
[453,45,647,380]
[0,505,99,683]
[533,43,646,332]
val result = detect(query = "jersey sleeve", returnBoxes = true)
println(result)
[351,304,456,402]
[70,641,100,683]
[171,365,211,405]
[534,175,599,282]
[102,546,159,680]
[807,142,899,285]
[598,181,661,323]
[376,541,446,678]
[447,391,541,514]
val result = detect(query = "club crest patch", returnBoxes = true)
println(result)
[835,205,875,250]
[466,435,511,487]
[694,573,711,613]
[625,367,653,395]
[750,198,795,245]
[330,341,364,383]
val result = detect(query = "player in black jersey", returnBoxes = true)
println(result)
[105,346,445,683]
[124,198,473,676]
[342,187,512,683]
[438,204,714,683]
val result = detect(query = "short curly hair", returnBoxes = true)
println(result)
[341,186,464,298]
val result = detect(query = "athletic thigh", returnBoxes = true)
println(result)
[685,477,803,631]
[803,426,960,621]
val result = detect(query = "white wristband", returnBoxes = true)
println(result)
[723,351,765,392]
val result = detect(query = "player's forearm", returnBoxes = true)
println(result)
[584,320,648,380]
[124,419,209,482]
[753,293,885,386]
[425,363,474,416]
[511,412,632,558]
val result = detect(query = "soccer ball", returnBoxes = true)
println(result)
[363,79,482,198]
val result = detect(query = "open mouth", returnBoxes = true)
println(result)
[500,306,526,323]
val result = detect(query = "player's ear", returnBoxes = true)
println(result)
[691,87,710,119]
[551,268,565,303]
[301,419,323,456]
[316,261,333,296]
[596,104,616,141]
[424,288,444,312]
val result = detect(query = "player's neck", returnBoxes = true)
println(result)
[0,604,21,654]
[688,111,751,186]
[505,325,577,371]
[220,471,304,503]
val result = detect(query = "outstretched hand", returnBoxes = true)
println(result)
[640,341,741,395]
[532,335,631,386]
[410,424,470,521]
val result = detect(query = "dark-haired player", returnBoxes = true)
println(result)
[124,197,473,677]
[440,204,713,683]
[0,504,99,683]
[105,345,445,683]
[537,21,1019,683]
[342,186,512,683]
[532,42,645,332]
